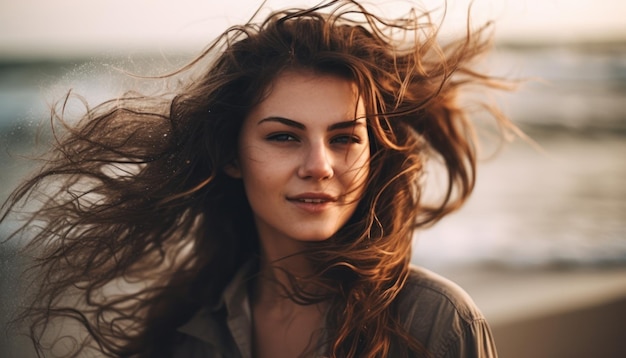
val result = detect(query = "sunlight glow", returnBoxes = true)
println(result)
[1,0,624,57]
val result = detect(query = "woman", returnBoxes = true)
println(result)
[2,0,515,357]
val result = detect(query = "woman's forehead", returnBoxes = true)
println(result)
[250,69,366,123]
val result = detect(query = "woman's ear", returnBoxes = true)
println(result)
[223,161,242,178]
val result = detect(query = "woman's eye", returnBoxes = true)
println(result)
[266,133,297,142]
[331,135,362,145]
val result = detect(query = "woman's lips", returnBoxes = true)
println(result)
[287,193,337,213]
[294,198,328,203]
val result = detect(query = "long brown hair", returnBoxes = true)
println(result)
[1,1,516,357]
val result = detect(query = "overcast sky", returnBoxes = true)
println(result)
[1,0,625,58]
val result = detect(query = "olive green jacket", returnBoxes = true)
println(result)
[174,264,497,357]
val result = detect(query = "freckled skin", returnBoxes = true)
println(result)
[225,69,371,358]
[226,69,370,256]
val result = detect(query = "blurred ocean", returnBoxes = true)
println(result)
[415,42,626,269]
[0,42,625,270]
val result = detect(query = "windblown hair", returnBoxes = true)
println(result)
[2,0,516,357]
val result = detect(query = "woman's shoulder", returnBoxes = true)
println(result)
[395,265,497,357]
[398,265,484,322]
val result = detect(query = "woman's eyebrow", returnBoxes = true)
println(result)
[327,120,366,131]
[258,116,366,131]
[258,116,305,129]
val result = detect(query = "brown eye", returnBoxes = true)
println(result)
[331,135,361,145]
[267,133,298,142]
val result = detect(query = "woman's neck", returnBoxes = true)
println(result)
[252,226,317,303]
[254,244,313,304]
[251,241,326,358]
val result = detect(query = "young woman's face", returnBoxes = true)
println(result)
[227,69,370,247]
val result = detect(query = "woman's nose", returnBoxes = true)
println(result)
[298,141,334,180]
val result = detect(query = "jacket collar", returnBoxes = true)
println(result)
[177,260,257,356]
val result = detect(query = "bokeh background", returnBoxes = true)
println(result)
[1,0,625,357]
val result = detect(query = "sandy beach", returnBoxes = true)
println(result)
[442,265,626,358]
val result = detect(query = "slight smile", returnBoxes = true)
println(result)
[287,192,337,202]
[287,193,338,212]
